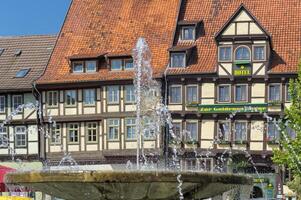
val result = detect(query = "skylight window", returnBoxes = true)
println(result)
[0,48,4,56]
[15,69,30,78]
[14,49,22,56]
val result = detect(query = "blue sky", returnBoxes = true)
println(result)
[0,0,71,36]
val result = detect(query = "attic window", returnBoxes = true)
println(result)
[14,50,22,56]
[15,68,30,78]
[110,58,133,71]
[170,53,186,68]
[0,48,4,56]
[181,26,195,40]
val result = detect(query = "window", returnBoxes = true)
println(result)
[235,85,247,102]
[107,86,119,104]
[170,53,186,68]
[111,59,122,70]
[234,122,247,142]
[47,91,58,107]
[267,122,279,142]
[125,85,136,103]
[218,85,230,102]
[108,119,119,140]
[86,60,97,72]
[269,84,281,102]
[124,59,134,70]
[73,62,84,73]
[68,123,79,143]
[87,122,97,143]
[218,46,232,61]
[12,95,22,111]
[181,26,195,40]
[83,89,95,105]
[235,46,251,61]
[253,46,265,61]
[0,127,8,147]
[218,122,230,142]
[144,118,156,140]
[186,122,198,141]
[51,124,61,144]
[172,122,182,140]
[15,126,26,147]
[186,85,198,104]
[15,69,30,78]
[169,85,182,104]
[286,84,291,102]
[0,96,5,113]
[125,118,136,140]
[286,126,296,139]
[65,90,76,106]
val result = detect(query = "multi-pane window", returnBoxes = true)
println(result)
[235,46,251,61]
[83,89,95,105]
[218,85,230,102]
[186,122,198,141]
[286,84,291,102]
[144,118,155,140]
[111,58,133,71]
[267,122,279,142]
[286,126,296,139]
[269,84,281,102]
[169,86,182,104]
[234,122,247,142]
[107,86,119,104]
[0,96,5,113]
[51,124,61,144]
[186,85,198,104]
[219,46,232,61]
[12,95,23,111]
[111,59,122,70]
[181,27,195,40]
[218,122,230,142]
[108,119,119,140]
[125,118,136,140]
[124,59,134,70]
[235,85,247,102]
[87,122,97,143]
[170,53,186,68]
[0,127,8,147]
[47,91,58,107]
[85,60,97,72]
[172,122,182,140]
[253,46,265,61]
[68,123,79,143]
[66,90,76,106]
[15,126,26,147]
[73,62,84,73]
[125,85,136,103]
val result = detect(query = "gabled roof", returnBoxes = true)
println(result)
[0,35,56,92]
[168,0,301,75]
[37,0,181,85]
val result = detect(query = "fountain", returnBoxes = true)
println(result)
[4,38,252,200]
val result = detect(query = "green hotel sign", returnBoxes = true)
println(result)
[233,62,252,76]
[190,103,268,113]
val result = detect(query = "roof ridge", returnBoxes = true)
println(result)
[0,34,57,39]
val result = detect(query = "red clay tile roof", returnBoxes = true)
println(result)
[38,0,181,85]
[168,0,301,75]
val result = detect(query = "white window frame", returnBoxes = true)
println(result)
[234,84,248,102]
[68,123,79,144]
[125,118,136,140]
[172,121,182,141]
[180,26,195,41]
[186,85,198,104]
[0,96,5,113]
[234,45,251,61]
[47,91,58,107]
[268,84,282,102]
[86,122,98,143]
[125,85,136,103]
[234,121,248,142]
[107,86,119,104]
[218,45,233,62]
[169,85,182,104]
[85,60,97,72]
[267,122,280,142]
[217,121,231,142]
[83,89,96,106]
[15,126,27,148]
[170,52,186,68]
[285,83,291,102]
[12,95,23,111]
[51,124,61,145]
[144,118,156,140]
[107,119,120,141]
[111,59,123,71]
[65,90,77,106]
[217,84,231,103]
[185,121,198,142]
[72,61,84,73]
[0,126,8,147]
[252,45,266,61]
[124,58,134,70]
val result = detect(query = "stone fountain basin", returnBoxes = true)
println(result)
[5,171,252,200]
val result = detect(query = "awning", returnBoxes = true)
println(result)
[0,165,15,192]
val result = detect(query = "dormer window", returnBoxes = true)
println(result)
[218,46,232,62]
[170,53,186,68]
[110,58,133,71]
[86,60,97,72]
[235,46,251,61]
[72,60,98,73]
[72,62,84,73]
[181,26,195,40]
